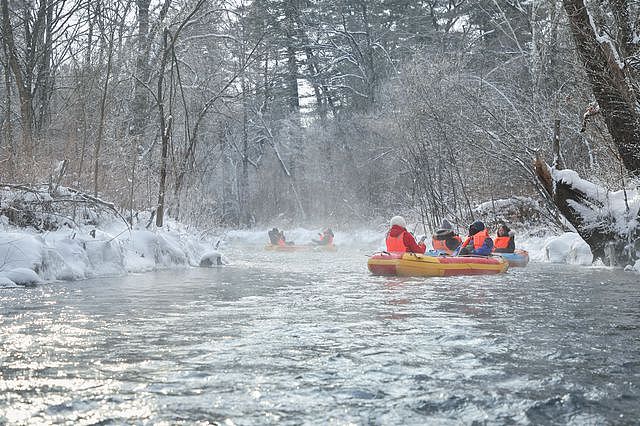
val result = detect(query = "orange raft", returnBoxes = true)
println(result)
[367,252,508,277]
[265,244,337,252]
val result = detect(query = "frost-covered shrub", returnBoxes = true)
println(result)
[473,196,552,230]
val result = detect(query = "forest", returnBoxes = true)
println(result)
[1,0,638,264]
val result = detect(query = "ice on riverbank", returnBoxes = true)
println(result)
[0,219,220,286]
[520,232,593,266]
[0,220,629,287]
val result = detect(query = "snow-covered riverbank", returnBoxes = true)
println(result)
[2,221,637,288]
[0,217,222,288]
[4,202,640,289]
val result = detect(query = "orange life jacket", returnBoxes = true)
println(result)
[473,229,489,250]
[277,238,286,246]
[432,235,462,254]
[386,232,406,252]
[432,238,448,252]
[494,235,511,250]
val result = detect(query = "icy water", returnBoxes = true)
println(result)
[1,246,639,425]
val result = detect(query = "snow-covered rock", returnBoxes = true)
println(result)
[0,186,225,283]
[0,276,18,288]
[0,220,223,283]
[200,250,223,267]
[1,268,42,286]
[542,232,593,265]
[0,233,44,271]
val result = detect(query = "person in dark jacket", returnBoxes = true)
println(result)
[386,216,426,253]
[493,223,515,253]
[268,228,281,245]
[455,220,493,256]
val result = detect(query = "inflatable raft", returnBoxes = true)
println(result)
[494,249,529,267]
[368,252,508,277]
[265,244,337,252]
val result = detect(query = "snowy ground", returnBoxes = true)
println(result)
[1,221,636,288]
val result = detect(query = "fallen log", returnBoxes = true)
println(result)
[534,156,639,265]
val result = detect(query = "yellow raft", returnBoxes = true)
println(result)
[368,252,508,277]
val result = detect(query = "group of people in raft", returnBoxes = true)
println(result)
[386,215,515,255]
[268,227,335,246]
[266,216,514,255]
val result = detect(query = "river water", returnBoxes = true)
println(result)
[1,244,639,425]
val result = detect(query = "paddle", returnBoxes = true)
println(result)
[453,236,472,257]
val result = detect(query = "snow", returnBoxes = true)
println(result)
[0,216,222,286]
[2,268,43,286]
[472,196,548,229]
[200,250,224,267]
[588,10,626,70]
[2,208,637,287]
[472,230,594,266]
[552,168,640,236]
[0,276,19,288]
[542,233,593,265]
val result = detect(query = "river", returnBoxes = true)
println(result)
[1,244,639,424]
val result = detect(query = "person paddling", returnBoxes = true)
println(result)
[385,216,426,254]
[431,219,462,254]
[455,220,493,256]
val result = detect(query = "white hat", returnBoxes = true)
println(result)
[390,215,406,228]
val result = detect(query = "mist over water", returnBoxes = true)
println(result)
[1,241,639,424]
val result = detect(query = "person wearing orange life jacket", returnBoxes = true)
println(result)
[279,230,296,245]
[312,228,334,246]
[385,216,426,254]
[431,219,462,254]
[493,223,515,253]
[454,220,494,256]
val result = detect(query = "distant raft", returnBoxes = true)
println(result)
[493,249,529,267]
[264,244,337,252]
[368,252,508,277]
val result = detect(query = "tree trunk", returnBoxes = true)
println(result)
[283,0,300,115]
[239,75,251,226]
[562,0,640,174]
[156,29,171,228]
[35,0,54,139]
[131,0,151,139]
[534,156,638,265]
[93,29,114,197]
[1,0,33,159]
[1,37,14,179]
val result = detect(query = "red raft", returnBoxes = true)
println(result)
[368,252,509,277]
